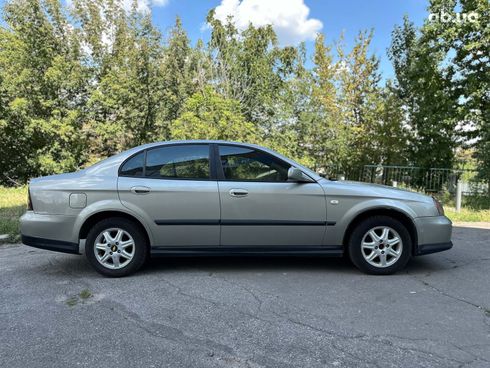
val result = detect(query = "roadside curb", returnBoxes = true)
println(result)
[453,222,490,229]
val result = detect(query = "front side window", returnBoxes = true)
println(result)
[218,145,290,182]
[145,145,210,179]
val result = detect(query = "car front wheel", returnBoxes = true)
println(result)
[85,218,148,277]
[348,216,412,275]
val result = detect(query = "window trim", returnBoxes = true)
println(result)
[118,143,215,181]
[118,142,317,183]
[214,143,299,183]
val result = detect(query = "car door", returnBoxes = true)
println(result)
[216,144,327,247]
[118,144,220,246]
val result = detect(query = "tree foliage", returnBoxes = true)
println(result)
[389,15,457,170]
[0,0,488,187]
[170,86,258,142]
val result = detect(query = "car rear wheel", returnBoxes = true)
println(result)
[85,218,148,277]
[348,216,411,275]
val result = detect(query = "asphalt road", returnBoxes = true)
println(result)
[1,225,489,368]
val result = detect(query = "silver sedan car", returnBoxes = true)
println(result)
[20,140,452,276]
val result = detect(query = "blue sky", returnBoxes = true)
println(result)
[0,0,430,80]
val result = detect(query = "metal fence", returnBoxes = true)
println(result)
[358,165,488,195]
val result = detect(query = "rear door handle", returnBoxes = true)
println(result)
[130,186,151,194]
[229,189,248,197]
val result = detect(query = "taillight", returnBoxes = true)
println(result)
[27,187,33,210]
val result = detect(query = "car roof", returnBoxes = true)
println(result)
[135,140,266,149]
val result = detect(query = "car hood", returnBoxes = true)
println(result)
[319,179,433,204]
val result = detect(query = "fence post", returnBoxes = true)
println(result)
[455,181,462,213]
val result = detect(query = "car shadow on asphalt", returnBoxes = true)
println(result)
[29,223,490,277]
[140,254,456,277]
[31,252,458,278]
[140,226,487,276]
[142,255,358,275]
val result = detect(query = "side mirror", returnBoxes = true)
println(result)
[288,167,314,183]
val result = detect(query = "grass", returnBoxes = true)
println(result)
[79,289,93,299]
[65,289,93,307]
[0,186,489,243]
[441,194,490,222]
[0,186,27,242]
[65,296,78,307]
[444,207,490,222]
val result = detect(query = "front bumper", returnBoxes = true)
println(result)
[414,215,453,256]
[416,241,453,255]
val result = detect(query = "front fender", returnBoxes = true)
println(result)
[325,198,417,246]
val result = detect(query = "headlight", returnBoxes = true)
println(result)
[432,197,444,216]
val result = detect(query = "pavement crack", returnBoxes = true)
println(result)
[408,273,488,315]
[209,274,265,315]
[97,297,294,368]
[158,277,275,325]
[98,298,234,353]
[158,276,375,366]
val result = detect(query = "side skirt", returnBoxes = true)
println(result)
[150,246,344,257]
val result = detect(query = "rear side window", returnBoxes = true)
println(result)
[218,145,290,181]
[120,151,145,177]
[145,145,210,179]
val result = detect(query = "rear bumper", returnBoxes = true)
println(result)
[21,235,79,254]
[20,211,78,242]
[20,211,80,254]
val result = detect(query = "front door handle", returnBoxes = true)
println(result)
[229,189,248,197]
[130,186,151,194]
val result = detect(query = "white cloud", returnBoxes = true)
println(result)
[152,0,169,5]
[213,0,322,45]
[121,0,169,14]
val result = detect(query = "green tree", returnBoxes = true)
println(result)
[427,0,490,190]
[0,0,87,183]
[389,15,457,170]
[2,0,482,190]
[157,16,196,139]
[72,0,165,161]
[206,11,296,138]
[170,86,258,142]
[336,31,386,176]
[375,82,409,165]
[305,33,348,174]
[265,43,314,167]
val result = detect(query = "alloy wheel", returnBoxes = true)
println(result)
[361,226,403,268]
[94,228,135,269]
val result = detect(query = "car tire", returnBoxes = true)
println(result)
[348,215,411,275]
[85,217,148,277]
